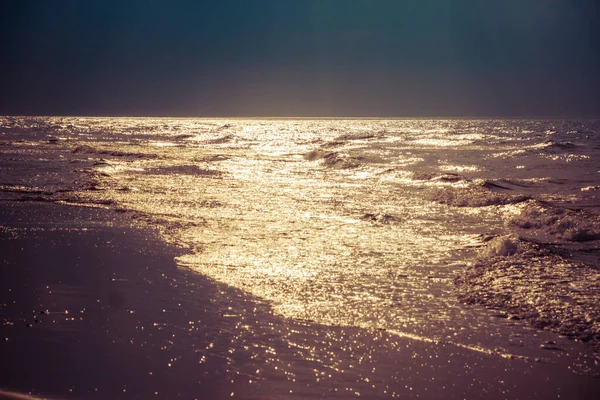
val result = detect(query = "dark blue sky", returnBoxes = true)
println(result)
[1,0,598,117]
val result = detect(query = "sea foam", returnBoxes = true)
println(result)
[511,203,600,242]
[477,235,520,258]
[457,238,600,344]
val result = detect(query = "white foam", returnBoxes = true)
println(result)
[478,235,519,258]
[511,203,600,242]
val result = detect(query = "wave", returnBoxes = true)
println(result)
[71,145,152,159]
[216,123,233,131]
[581,186,600,192]
[511,202,600,242]
[320,140,346,148]
[412,172,465,183]
[0,185,45,195]
[477,235,519,257]
[428,184,530,207]
[494,179,539,189]
[542,140,577,150]
[203,134,234,144]
[456,236,600,344]
[334,132,380,141]
[303,150,361,169]
[527,140,579,155]
[303,149,334,161]
[172,133,196,140]
[145,165,223,177]
[361,212,402,225]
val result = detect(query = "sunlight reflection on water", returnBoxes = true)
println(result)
[4,116,599,368]
[61,120,511,345]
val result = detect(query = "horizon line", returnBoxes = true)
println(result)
[2,114,599,120]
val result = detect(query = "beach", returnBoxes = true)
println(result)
[1,202,243,398]
[1,201,600,399]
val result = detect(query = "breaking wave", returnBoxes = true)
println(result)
[456,237,600,344]
[540,140,578,152]
[477,235,520,258]
[511,202,600,242]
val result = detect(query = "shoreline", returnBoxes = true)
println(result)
[2,201,600,399]
[0,201,261,399]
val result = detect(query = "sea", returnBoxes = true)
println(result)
[1,117,600,397]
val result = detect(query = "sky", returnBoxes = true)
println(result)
[0,0,598,117]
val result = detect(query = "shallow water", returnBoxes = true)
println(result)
[1,117,600,384]
[2,203,599,399]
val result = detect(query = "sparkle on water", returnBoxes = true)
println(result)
[2,117,600,391]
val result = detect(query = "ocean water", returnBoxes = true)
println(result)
[2,117,600,382]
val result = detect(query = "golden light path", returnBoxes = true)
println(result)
[86,119,493,339]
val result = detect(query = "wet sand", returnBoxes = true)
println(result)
[1,202,600,399]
